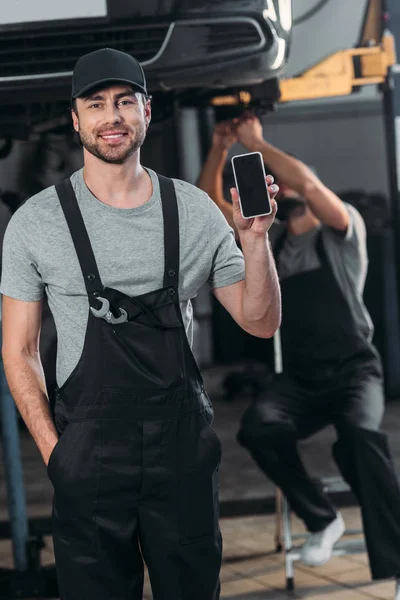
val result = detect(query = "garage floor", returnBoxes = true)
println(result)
[1,364,400,599]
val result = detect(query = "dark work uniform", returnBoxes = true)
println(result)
[238,228,400,580]
[47,177,222,599]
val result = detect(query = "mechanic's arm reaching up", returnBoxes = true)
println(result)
[236,115,349,232]
[197,122,238,236]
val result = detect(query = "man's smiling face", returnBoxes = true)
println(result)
[72,84,151,164]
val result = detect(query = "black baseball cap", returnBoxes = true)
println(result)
[72,48,147,99]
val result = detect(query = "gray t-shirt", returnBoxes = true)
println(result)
[1,168,245,386]
[269,203,374,340]
[0,200,12,322]
[0,200,12,276]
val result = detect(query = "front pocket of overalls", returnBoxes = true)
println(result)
[106,322,184,390]
[47,431,66,480]
[179,410,222,544]
[48,420,101,521]
[46,411,69,478]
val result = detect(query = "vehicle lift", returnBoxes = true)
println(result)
[1,1,400,597]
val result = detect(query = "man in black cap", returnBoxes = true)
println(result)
[0,49,281,599]
[198,113,400,589]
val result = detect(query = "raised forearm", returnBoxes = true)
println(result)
[197,145,227,199]
[250,139,315,193]
[197,145,237,232]
[248,139,348,230]
[239,232,281,337]
[3,352,58,465]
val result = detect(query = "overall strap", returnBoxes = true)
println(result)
[158,175,180,289]
[55,178,104,299]
[274,228,328,267]
[315,228,329,265]
[272,230,288,264]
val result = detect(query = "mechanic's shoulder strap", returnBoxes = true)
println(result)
[273,230,288,260]
[54,178,104,298]
[157,174,179,289]
[315,228,329,265]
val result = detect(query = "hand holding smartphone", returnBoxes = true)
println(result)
[231,151,272,219]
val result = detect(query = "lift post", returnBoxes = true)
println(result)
[382,1,400,339]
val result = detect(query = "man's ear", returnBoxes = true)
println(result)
[71,109,79,133]
[144,98,152,129]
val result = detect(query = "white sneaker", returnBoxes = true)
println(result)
[300,513,345,567]
[395,577,400,600]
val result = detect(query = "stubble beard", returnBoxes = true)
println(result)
[78,122,147,164]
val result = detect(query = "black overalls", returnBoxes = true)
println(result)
[47,176,222,600]
[238,230,400,579]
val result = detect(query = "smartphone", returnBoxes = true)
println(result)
[231,151,272,219]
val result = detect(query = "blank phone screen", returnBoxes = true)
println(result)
[232,153,271,218]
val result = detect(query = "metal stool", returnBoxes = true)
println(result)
[274,477,400,598]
